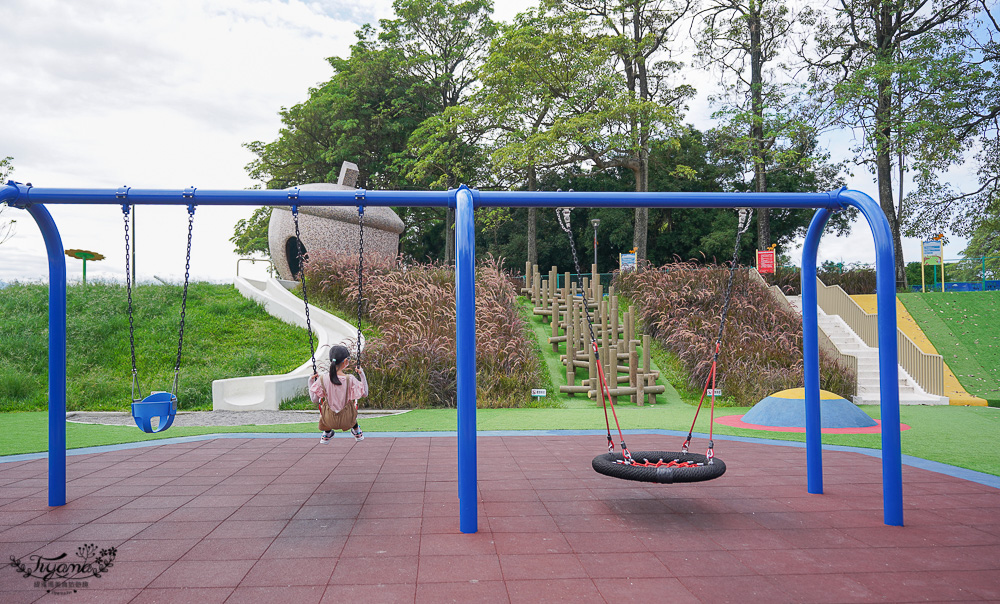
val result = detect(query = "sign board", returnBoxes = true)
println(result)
[707,388,722,397]
[619,253,636,271]
[756,250,776,274]
[531,389,547,398]
[922,240,943,265]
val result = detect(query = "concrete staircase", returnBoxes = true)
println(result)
[786,296,947,405]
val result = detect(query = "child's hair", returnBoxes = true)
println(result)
[328,345,351,385]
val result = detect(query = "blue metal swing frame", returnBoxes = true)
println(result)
[1,181,905,530]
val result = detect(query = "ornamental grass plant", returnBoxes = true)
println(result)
[765,263,877,296]
[616,262,855,406]
[307,253,542,408]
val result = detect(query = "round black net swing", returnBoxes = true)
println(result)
[556,205,751,485]
[592,451,726,484]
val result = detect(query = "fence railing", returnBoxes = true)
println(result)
[749,269,858,396]
[815,277,945,396]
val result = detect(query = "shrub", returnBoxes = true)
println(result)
[765,263,877,296]
[616,262,855,406]
[307,253,541,408]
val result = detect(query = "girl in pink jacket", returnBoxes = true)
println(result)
[308,345,368,443]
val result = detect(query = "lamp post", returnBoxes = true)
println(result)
[591,218,600,272]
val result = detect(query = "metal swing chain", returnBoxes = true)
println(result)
[556,206,631,461]
[356,204,365,368]
[715,209,752,348]
[292,205,318,376]
[682,208,753,462]
[171,204,196,396]
[122,204,141,401]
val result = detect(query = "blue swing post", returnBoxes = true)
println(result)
[1,181,903,528]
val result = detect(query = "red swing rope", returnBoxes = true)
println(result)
[555,207,632,463]
[681,209,752,463]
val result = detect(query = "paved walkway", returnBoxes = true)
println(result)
[2,434,999,603]
[66,410,406,428]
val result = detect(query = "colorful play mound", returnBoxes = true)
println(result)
[715,388,909,434]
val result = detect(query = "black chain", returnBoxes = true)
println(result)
[292,205,318,376]
[555,207,600,346]
[172,205,195,395]
[714,209,752,354]
[357,204,365,367]
[556,206,627,456]
[122,204,140,401]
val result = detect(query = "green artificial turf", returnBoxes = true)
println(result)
[5,403,999,476]
[898,292,1000,405]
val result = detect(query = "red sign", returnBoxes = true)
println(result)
[756,250,776,274]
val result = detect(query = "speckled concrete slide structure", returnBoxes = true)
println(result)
[211,276,362,411]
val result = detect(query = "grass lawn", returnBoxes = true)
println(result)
[898,291,1000,405]
[0,282,312,412]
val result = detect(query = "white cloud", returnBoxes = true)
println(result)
[1,0,396,283]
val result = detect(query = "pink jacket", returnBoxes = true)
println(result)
[308,369,369,413]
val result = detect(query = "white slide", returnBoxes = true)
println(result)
[211,276,364,411]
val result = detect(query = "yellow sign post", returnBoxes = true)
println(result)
[921,239,944,292]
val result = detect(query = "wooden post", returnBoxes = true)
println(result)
[565,299,576,391]
[608,295,621,343]
[551,284,560,351]
[643,334,653,405]
[629,340,639,406]
[588,335,597,394]
[590,264,601,301]
[625,306,633,346]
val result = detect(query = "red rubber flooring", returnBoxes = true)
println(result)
[1,434,999,603]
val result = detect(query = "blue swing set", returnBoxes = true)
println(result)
[1,181,907,533]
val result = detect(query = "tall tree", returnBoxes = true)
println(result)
[695,0,805,250]
[553,0,696,261]
[801,0,984,289]
[475,6,621,267]
[244,25,438,190]
[904,1,1000,241]
[382,0,498,263]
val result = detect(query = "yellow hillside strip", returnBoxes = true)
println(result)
[852,295,987,406]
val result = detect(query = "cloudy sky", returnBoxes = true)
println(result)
[0,0,972,286]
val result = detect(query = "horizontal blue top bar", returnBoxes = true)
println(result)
[2,182,848,210]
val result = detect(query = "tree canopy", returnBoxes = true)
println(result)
[236,0,993,280]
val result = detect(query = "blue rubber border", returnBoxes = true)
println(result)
[2,429,997,490]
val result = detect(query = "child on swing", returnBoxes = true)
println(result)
[309,345,367,443]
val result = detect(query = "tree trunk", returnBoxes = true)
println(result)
[632,155,649,261]
[445,206,455,265]
[527,165,537,266]
[750,2,770,250]
[875,5,907,290]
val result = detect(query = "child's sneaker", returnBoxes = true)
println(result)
[319,430,333,444]
[351,426,364,442]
